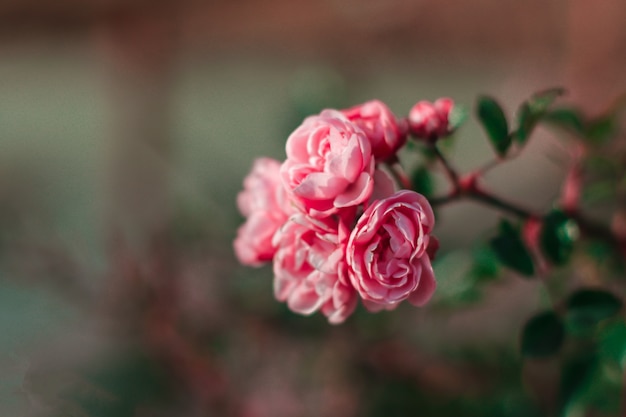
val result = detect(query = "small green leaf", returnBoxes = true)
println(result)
[540,210,579,265]
[521,310,565,358]
[529,87,565,110]
[410,166,434,198]
[477,95,510,157]
[490,220,535,277]
[542,108,586,135]
[599,320,626,367]
[585,116,616,144]
[515,102,535,144]
[448,104,468,132]
[515,88,566,144]
[566,288,623,331]
[468,244,500,283]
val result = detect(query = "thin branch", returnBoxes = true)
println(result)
[430,144,460,190]
[469,188,538,220]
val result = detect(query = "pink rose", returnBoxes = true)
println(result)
[234,158,293,266]
[408,98,454,140]
[273,214,357,324]
[342,100,407,162]
[346,190,437,309]
[280,110,375,217]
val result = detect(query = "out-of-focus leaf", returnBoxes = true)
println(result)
[599,320,626,367]
[515,102,535,144]
[528,88,564,112]
[515,88,565,144]
[448,104,469,132]
[410,166,434,198]
[542,108,586,135]
[432,250,475,307]
[585,240,616,266]
[540,210,579,265]
[566,289,623,334]
[477,95,510,157]
[470,244,500,282]
[520,311,565,358]
[490,220,535,277]
[585,116,616,145]
[582,181,617,204]
[560,352,598,413]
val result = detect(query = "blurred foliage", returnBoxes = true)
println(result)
[521,310,565,358]
[490,220,535,277]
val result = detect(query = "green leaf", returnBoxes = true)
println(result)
[521,310,565,358]
[469,244,500,282]
[529,87,565,110]
[566,288,623,331]
[515,102,536,144]
[599,320,626,367]
[585,116,616,144]
[448,104,468,132]
[515,88,566,144]
[477,95,510,157]
[560,352,598,411]
[410,166,434,198]
[543,108,586,135]
[540,209,579,265]
[489,220,535,277]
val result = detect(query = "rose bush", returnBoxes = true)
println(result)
[235,101,442,324]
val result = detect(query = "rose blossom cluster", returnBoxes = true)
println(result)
[234,99,453,324]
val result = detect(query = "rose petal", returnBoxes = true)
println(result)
[408,256,436,306]
[334,171,373,208]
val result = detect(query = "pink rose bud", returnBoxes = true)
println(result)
[408,98,455,141]
[234,158,294,266]
[280,110,375,217]
[273,214,357,324]
[346,190,437,310]
[342,100,407,162]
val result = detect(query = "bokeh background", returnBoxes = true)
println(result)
[1,1,625,416]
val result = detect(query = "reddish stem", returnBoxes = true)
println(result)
[426,142,624,250]
[430,144,460,193]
